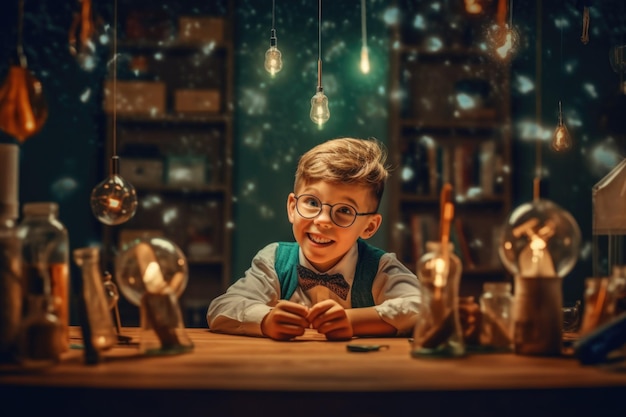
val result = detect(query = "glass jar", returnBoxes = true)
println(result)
[17,202,70,352]
[411,241,465,358]
[16,294,63,368]
[479,282,514,350]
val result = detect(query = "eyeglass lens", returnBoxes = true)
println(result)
[296,195,357,227]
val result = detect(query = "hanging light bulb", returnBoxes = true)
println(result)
[359,0,370,74]
[91,0,137,226]
[264,1,282,76]
[487,0,519,61]
[310,84,330,126]
[0,0,47,142]
[90,156,138,225]
[68,0,103,72]
[551,101,572,152]
[264,29,283,76]
[310,0,329,126]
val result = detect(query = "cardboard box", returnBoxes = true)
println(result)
[178,16,224,43]
[103,81,166,115]
[119,158,164,186]
[174,89,221,113]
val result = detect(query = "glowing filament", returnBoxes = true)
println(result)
[360,46,370,74]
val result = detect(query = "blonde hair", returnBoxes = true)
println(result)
[294,137,389,210]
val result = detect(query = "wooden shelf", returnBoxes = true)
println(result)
[387,0,513,299]
[101,0,235,327]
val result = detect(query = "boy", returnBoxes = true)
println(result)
[207,137,422,340]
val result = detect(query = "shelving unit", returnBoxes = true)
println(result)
[387,1,513,298]
[100,0,234,327]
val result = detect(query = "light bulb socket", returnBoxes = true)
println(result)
[109,155,120,177]
[270,29,277,46]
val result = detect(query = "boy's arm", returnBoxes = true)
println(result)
[347,307,397,337]
[207,243,280,336]
[370,253,423,336]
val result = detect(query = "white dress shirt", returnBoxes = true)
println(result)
[207,242,422,337]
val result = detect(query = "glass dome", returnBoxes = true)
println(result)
[115,237,188,306]
[498,199,581,278]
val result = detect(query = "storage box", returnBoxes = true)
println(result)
[174,89,221,113]
[166,155,207,186]
[103,81,166,115]
[119,158,164,186]
[178,16,224,43]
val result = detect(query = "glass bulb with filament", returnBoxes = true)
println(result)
[551,101,572,152]
[487,23,519,61]
[90,157,138,225]
[360,45,370,74]
[264,46,283,76]
[0,64,48,143]
[310,89,330,126]
[264,29,283,76]
[498,199,581,278]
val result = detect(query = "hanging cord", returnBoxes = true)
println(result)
[361,0,367,48]
[533,0,542,201]
[17,0,26,67]
[271,0,275,31]
[112,0,117,159]
[316,0,322,91]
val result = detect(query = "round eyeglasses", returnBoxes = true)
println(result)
[294,194,377,228]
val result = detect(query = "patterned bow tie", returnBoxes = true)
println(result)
[297,265,350,300]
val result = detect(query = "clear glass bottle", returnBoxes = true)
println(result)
[479,282,514,350]
[0,142,21,363]
[17,202,70,352]
[73,247,116,352]
[411,241,465,358]
[16,294,63,367]
[0,215,22,363]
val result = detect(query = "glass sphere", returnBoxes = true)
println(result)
[90,174,138,225]
[498,199,581,278]
[115,237,188,306]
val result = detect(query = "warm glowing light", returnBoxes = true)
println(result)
[551,101,572,152]
[90,173,138,225]
[464,0,483,14]
[310,90,330,126]
[360,45,370,74]
[264,45,283,76]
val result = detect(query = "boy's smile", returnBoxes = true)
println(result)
[287,181,382,272]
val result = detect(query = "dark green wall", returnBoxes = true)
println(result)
[1,0,625,308]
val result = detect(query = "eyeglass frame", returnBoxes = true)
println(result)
[293,194,378,228]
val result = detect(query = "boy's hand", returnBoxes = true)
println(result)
[261,300,310,341]
[307,299,353,341]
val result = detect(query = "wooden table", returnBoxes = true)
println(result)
[1,327,625,417]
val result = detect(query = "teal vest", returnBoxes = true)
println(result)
[274,239,384,308]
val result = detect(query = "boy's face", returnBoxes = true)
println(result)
[287,180,382,272]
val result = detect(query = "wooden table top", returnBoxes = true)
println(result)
[1,327,626,417]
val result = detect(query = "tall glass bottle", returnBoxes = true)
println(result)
[73,247,116,352]
[411,241,465,358]
[0,143,22,363]
[479,282,514,350]
[17,202,70,352]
